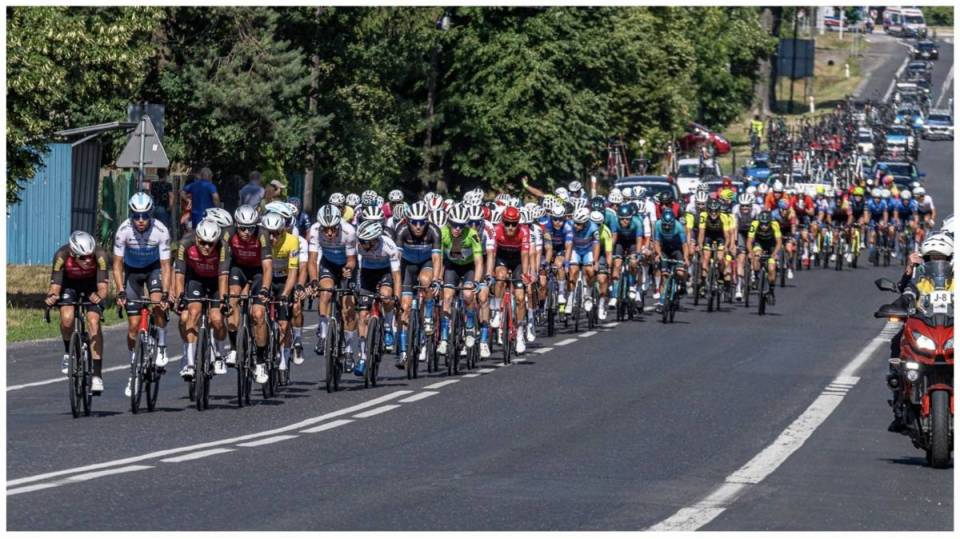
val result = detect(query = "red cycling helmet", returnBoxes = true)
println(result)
[502,206,521,223]
[482,206,491,221]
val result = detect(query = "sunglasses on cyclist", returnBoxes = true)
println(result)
[131,212,152,221]
[503,222,518,229]
[359,239,376,249]
[469,220,484,227]
[237,225,257,234]
[198,240,216,248]
[450,222,465,230]
[321,226,339,234]
[410,220,426,227]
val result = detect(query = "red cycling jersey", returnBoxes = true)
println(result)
[175,237,228,279]
[655,201,682,219]
[494,222,530,255]
[227,229,270,269]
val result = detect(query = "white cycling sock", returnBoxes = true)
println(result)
[359,338,367,361]
[215,339,227,356]
[186,342,196,367]
[318,316,329,338]
[293,327,303,342]
[345,330,358,354]
[156,327,166,347]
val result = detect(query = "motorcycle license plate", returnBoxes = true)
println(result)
[930,291,952,314]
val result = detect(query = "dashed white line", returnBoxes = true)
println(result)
[554,338,578,346]
[353,404,402,418]
[424,380,460,390]
[8,365,125,391]
[535,347,554,354]
[7,465,155,496]
[476,368,496,374]
[461,373,482,378]
[300,419,354,433]
[161,448,235,463]
[602,322,620,328]
[399,391,439,403]
[236,435,299,448]
[578,331,597,338]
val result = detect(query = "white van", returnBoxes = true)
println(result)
[883,7,927,38]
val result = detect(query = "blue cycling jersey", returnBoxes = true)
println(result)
[654,220,686,251]
[612,215,645,243]
[891,199,918,221]
[866,199,887,221]
[546,218,573,248]
[567,222,599,253]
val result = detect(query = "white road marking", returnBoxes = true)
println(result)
[353,404,401,418]
[578,331,597,338]
[7,353,186,392]
[161,448,235,463]
[883,55,911,102]
[399,391,438,403]
[647,322,893,531]
[236,435,299,448]
[535,347,554,354]
[300,419,354,433]
[461,373,482,378]
[7,465,155,496]
[423,380,460,390]
[935,63,954,108]
[602,322,620,328]
[7,389,413,488]
[476,368,496,374]
[554,338,578,346]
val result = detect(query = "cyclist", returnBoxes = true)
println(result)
[46,231,109,387]
[543,205,572,308]
[651,208,689,311]
[697,197,736,294]
[523,207,543,340]
[763,180,788,211]
[489,206,532,354]
[291,212,310,365]
[563,207,600,317]
[865,187,889,265]
[914,186,936,230]
[437,204,484,357]
[590,210,614,321]
[307,204,359,369]
[732,193,756,300]
[262,211,302,375]
[795,188,816,269]
[394,201,442,368]
[171,219,230,380]
[471,204,496,358]
[850,186,867,254]
[772,199,798,279]
[223,205,273,384]
[609,204,645,309]
[113,193,172,397]
[746,210,782,305]
[353,219,402,376]
[890,189,921,250]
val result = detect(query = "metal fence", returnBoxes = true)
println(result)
[6,144,73,264]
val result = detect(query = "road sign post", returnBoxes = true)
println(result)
[116,115,169,193]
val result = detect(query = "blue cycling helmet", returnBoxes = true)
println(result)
[617,204,636,218]
[661,208,676,226]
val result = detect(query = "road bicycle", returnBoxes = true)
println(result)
[659,259,684,324]
[122,299,168,414]
[46,301,100,418]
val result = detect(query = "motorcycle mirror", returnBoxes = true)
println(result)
[874,303,909,320]
[874,278,899,293]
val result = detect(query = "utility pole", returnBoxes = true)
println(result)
[302,7,321,214]
[789,8,800,114]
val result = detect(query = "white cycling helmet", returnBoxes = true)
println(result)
[695,190,709,204]
[914,186,926,196]
[357,219,382,241]
[316,204,341,227]
[772,180,784,193]
[519,208,531,225]
[407,201,429,221]
[361,205,385,222]
[429,208,447,228]
[550,205,565,219]
[634,186,647,199]
[345,193,361,207]
[261,212,286,232]
[871,188,883,198]
[448,203,469,225]
[128,192,154,213]
[443,197,455,209]
[738,193,753,206]
[68,231,96,257]
[388,189,404,203]
[568,180,583,193]
[376,195,385,207]
[426,195,445,211]
[572,198,587,210]
[881,188,891,199]
[329,192,345,207]
[467,204,484,222]
[757,183,769,195]
[360,190,378,207]
[234,205,260,227]
[746,185,757,195]
[589,210,604,224]
[204,207,233,229]
[195,219,222,243]
[572,207,590,224]
[491,206,504,225]
[265,201,294,219]
[920,232,953,259]
[900,189,912,200]
[555,187,569,201]
[463,190,482,207]
[621,187,634,200]
[607,191,624,204]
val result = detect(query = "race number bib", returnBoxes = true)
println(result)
[929,290,952,314]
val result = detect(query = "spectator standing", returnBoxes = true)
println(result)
[181,166,220,229]
[263,179,285,206]
[239,170,265,209]
[149,169,175,230]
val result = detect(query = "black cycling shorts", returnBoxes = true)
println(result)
[229,265,265,305]
[443,264,476,288]
[495,254,524,282]
[185,277,221,308]
[59,278,104,316]
[124,263,163,315]
[269,281,294,322]
[358,267,393,294]
[401,259,433,293]
[613,242,637,258]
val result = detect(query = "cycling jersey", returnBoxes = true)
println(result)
[358,236,401,272]
[916,196,935,216]
[698,212,734,243]
[441,225,483,265]
[567,222,599,254]
[850,198,866,219]
[307,221,357,267]
[655,201,682,220]
[598,224,613,255]
[748,220,782,244]
[830,199,851,223]
[653,220,686,252]
[113,219,171,269]
[226,228,271,269]
[175,236,229,279]
[270,231,300,277]
[543,218,572,250]
[529,222,544,252]
[51,245,109,285]
[866,199,888,222]
[493,223,530,257]
[891,199,918,221]
[612,215,645,245]
[604,207,619,231]
[395,223,441,264]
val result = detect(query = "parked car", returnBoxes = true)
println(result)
[742,154,772,182]
[614,175,681,202]
[674,157,721,195]
[922,110,954,140]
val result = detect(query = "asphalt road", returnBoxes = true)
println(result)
[5,33,953,531]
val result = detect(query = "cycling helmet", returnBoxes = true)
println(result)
[881,189,891,199]
[519,208,532,225]
[443,197,455,209]
[815,185,826,195]
[360,190,378,207]
[467,204,485,222]
[316,204,342,227]
[388,189,404,203]
[772,180,784,193]
[834,188,845,199]
[706,198,721,212]
[568,180,583,193]
[329,192,345,207]
[429,208,448,228]
[531,206,546,221]
[634,186,647,199]
[921,233,953,259]
[757,183,769,195]
[758,210,773,225]
[589,210,604,224]
[448,203,469,225]
[128,192,154,213]
[204,207,234,228]
[658,190,675,205]
[738,193,753,206]
[590,196,606,212]
[851,186,865,197]
[695,190,709,204]
[426,195,445,211]
[345,193,361,207]
[195,219,222,243]
[746,185,757,196]
[287,196,302,211]
[503,206,521,223]
[361,205,385,222]
[883,174,895,186]
[617,204,636,218]
[555,187,569,201]
[777,199,789,211]
[265,201,295,219]
[607,191,624,205]
[234,205,260,227]
[871,188,883,198]
[914,186,926,196]
[550,205,565,219]
[900,189,912,200]
[572,207,590,224]
[407,201,429,221]
[357,219,383,241]
[661,209,676,226]
[68,231,96,257]
[261,212,286,232]
[490,207,504,225]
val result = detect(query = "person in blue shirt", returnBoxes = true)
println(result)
[865,187,889,263]
[543,206,574,305]
[562,207,600,315]
[181,167,220,229]
[609,204,645,307]
[652,209,690,307]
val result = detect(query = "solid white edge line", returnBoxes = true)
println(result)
[7,465,156,496]
[7,354,186,392]
[476,368,496,374]
[399,391,439,403]
[300,419,354,433]
[8,389,413,487]
[353,404,401,418]
[160,448,235,463]
[236,435,299,448]
[461,373,482,378]
[423,380,460,390]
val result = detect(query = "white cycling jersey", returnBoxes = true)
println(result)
[916,196,935,214]
[307,221,357,267]
[358,235,401,272]
[113,219,171,269]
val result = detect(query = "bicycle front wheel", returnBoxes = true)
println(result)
[68,332,83,418]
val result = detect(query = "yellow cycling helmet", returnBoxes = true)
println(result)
[852,186,865,196]
[816,185,826,195]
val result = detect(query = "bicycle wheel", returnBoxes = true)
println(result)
[81,344,92,416]
[324,318,339,392]
[547,282,556,337]
[501,295,512,365]
[661,276,671,324]
[778,252,786,288]
[743,271,751,308]
[406,306,418,380]
[758,273,767,316]
[706,262,715,313]
[195,330,208,411]
[371,319,382,388]
[236,322,249,407]
[691,253,701,306]
[130,336,146,414]
[68,332,83,418]
[364,317,379,388]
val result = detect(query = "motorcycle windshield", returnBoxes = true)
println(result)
[914,260,954,324]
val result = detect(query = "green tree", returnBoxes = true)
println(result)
[6,6,162,203]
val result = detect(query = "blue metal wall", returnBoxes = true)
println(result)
[7,144,73,264]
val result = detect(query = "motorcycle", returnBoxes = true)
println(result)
[875,265,954,468]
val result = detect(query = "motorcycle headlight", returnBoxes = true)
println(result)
[946,338,953,351]
[906,369,920,382]
[912,332,936,351]
[905,361,920,370]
